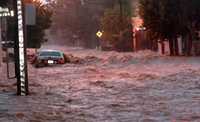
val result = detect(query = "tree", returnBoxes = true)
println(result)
[49,0,124,48]
[0,1,7,6]
[139,0,200,56]
[180,0,200,55]
[101,0,133,51]
[25,0,52,48]
[139,0,180,55]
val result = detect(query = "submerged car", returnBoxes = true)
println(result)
[32,50,66,68]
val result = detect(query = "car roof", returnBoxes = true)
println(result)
[37,49,62,53]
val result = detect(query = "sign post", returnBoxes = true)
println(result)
[15,0,28,96]
[96,30,103,50]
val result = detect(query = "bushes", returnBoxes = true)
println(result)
[100,0,133,52]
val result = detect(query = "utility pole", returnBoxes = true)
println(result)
[14,0,20,95]
[0,18,2,67]
[14,0,29,96]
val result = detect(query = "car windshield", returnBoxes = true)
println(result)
[39,51,61,57]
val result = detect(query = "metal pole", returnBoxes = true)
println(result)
[0,17,2,67]
[13,0,21,95]
[15,0,29,95]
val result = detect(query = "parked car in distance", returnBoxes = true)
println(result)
[31,49,66,68]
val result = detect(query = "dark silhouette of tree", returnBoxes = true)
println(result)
[101,0,133,51]
[139,0,200,56]
[25,0,52,48]
[50,0,130,48]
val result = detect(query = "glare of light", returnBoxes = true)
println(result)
[135,27,146,31]
[33,0,47,4]
[136,27,140,31]
[10,10,14,17]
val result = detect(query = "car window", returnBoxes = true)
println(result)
[39,51,61,57]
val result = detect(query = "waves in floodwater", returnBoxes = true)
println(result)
[1,47,200,121]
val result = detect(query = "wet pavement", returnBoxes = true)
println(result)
[0,49,200,122]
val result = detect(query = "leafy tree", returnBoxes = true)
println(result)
[0,1,7,6]
[101,0,133,51]
[0,0,52,48]
[25,0,52,48]
[180,0,200,55]
[50,0,103,48]
[139,0,180,55]
[139,0,200,56]
[50,0,127,48]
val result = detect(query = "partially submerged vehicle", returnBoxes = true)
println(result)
[31,49,66,68]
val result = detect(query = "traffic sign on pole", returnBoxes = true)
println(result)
[25,4,36,25]
[96,31,103,38]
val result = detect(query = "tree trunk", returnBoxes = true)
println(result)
[182,35,187,56]
[174,38,179,56]
[161,41,165,55]
[169,40,174,56]
[154,40,158,51]
[186,34,192,56]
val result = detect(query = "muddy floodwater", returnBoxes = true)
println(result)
[0,48,200,122]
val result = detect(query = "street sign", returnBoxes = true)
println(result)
[17,0,28,96]
[96,31,103,38]
[25,4,36,25]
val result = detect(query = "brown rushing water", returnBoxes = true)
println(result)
[0,48,200,122]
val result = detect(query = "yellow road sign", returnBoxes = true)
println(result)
[96,31,103,38]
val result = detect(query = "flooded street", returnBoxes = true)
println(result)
[1,47,200,122]
[1,0,200,121]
